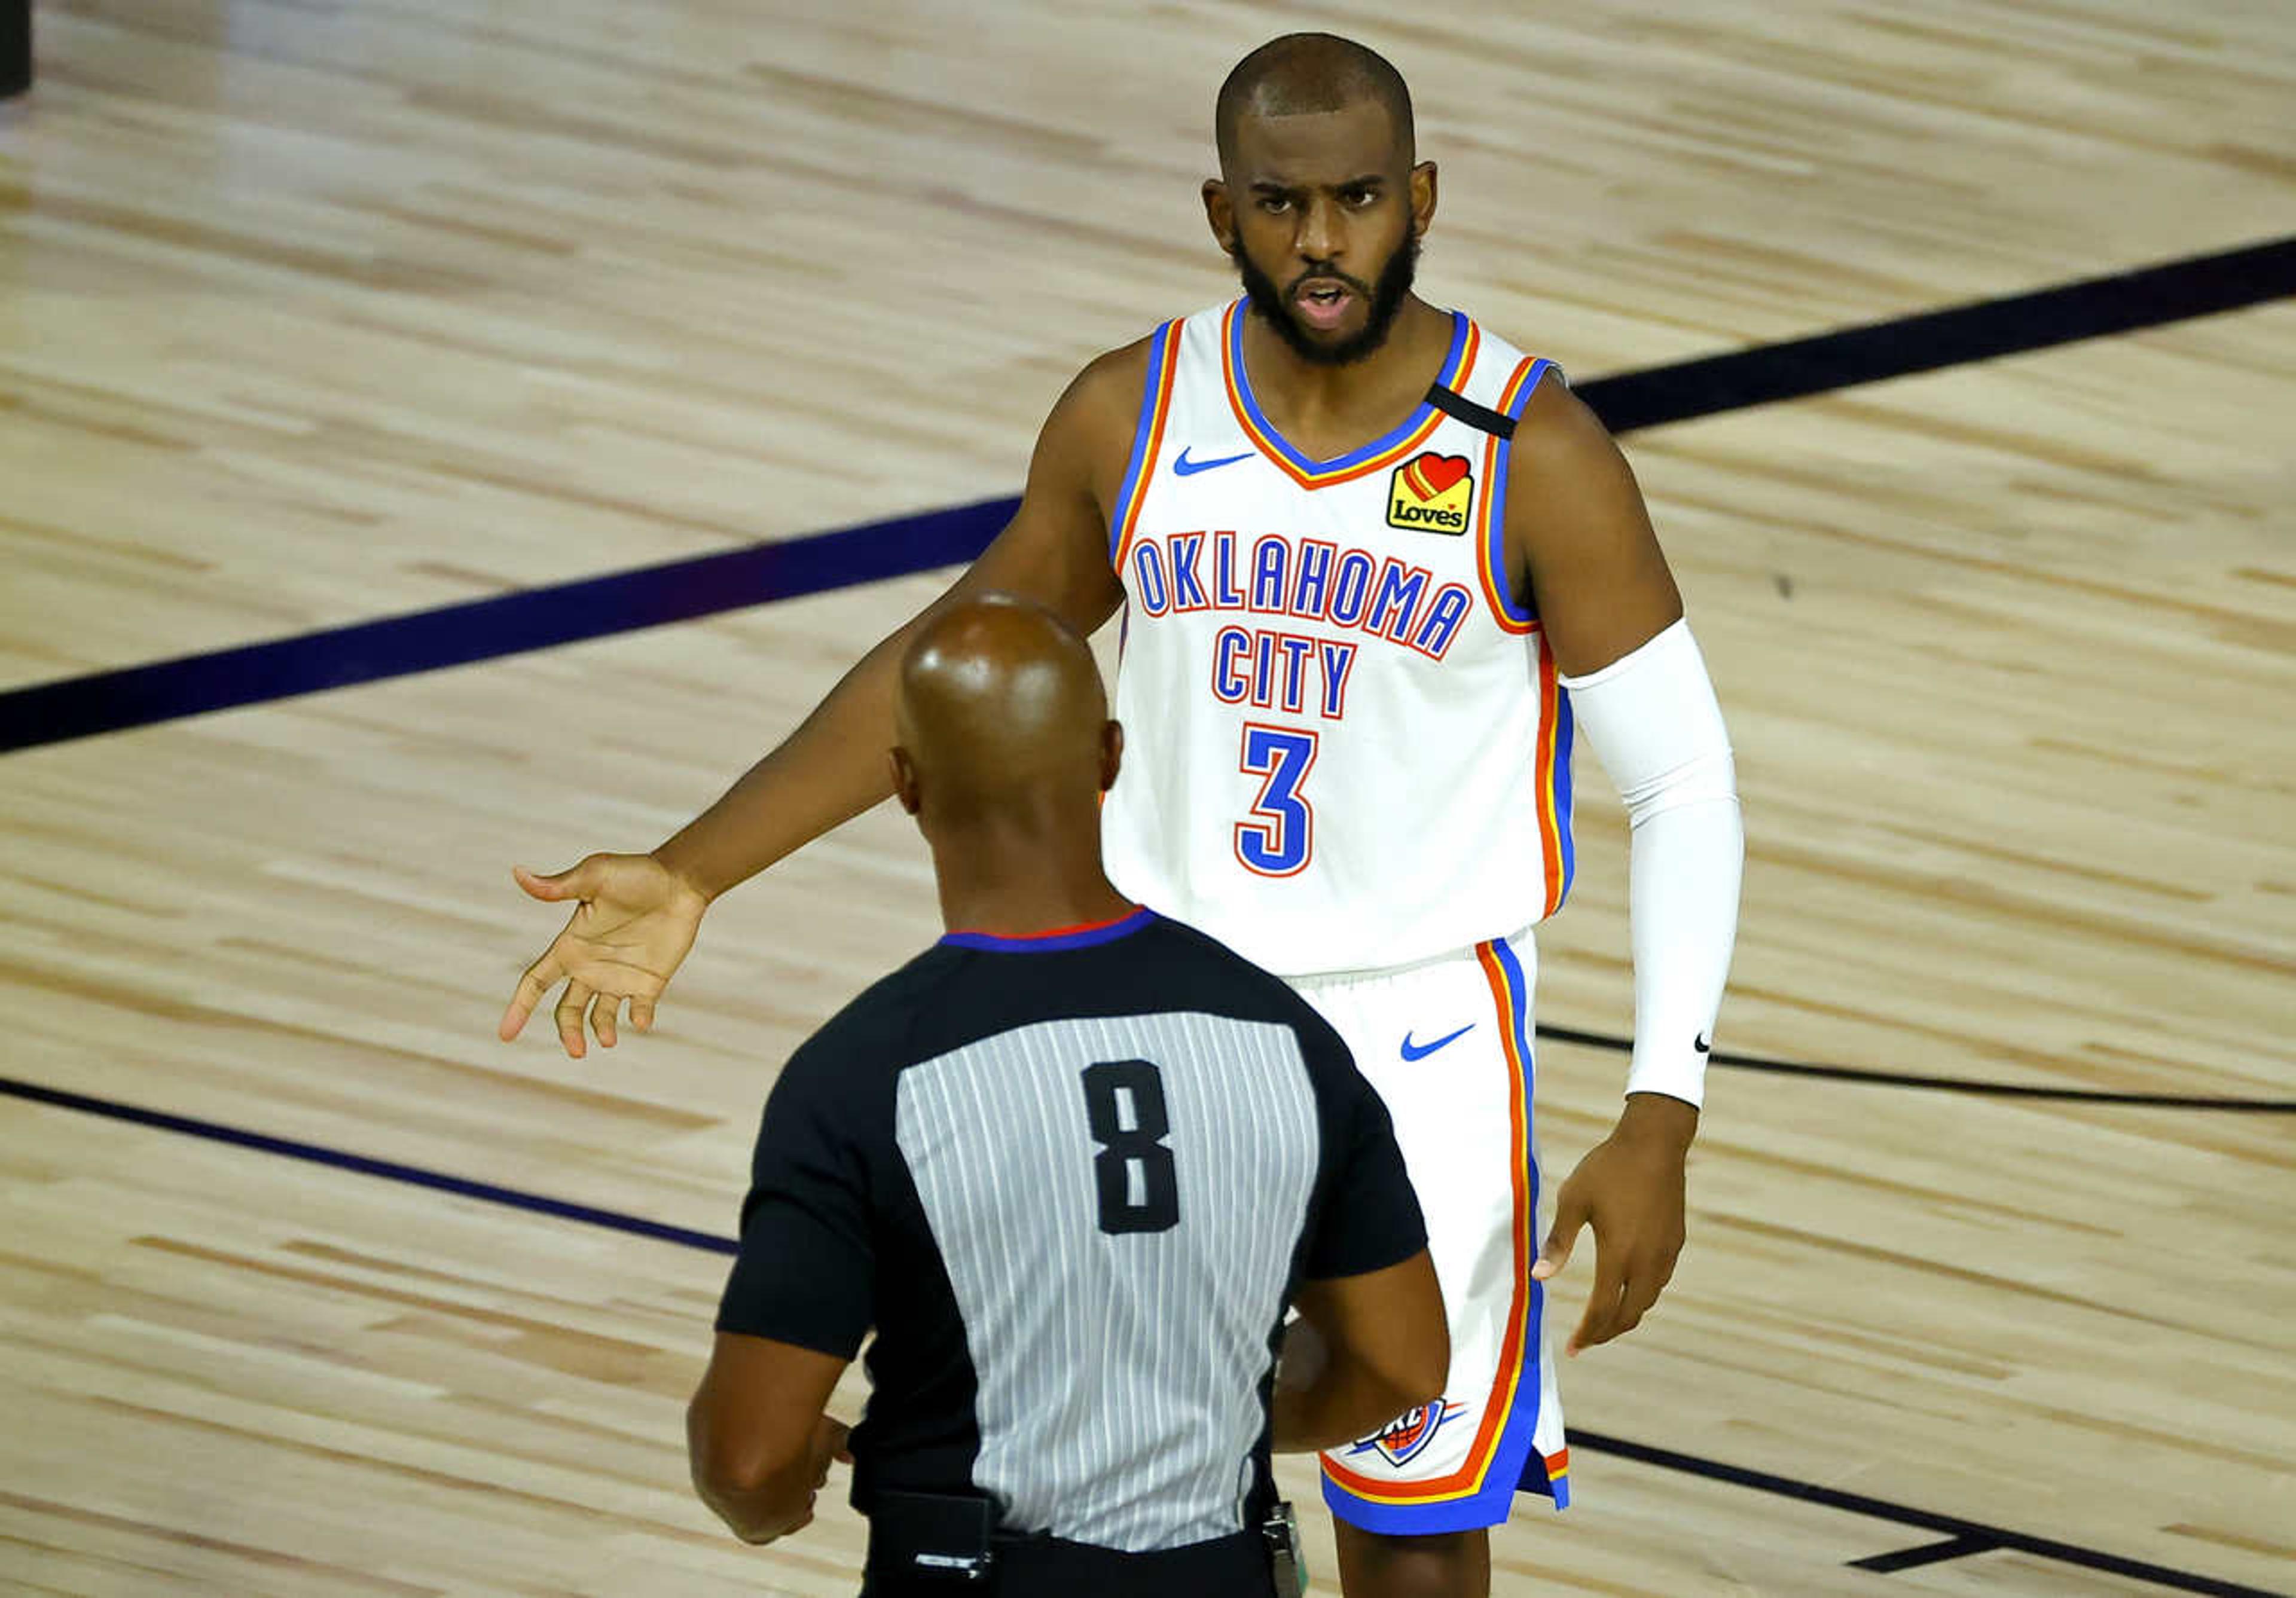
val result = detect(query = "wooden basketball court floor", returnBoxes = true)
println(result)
[2,2,2292,1593]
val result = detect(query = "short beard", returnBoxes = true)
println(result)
[1234,231,1421,368]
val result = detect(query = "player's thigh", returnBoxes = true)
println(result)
[1299,948,1535,1336]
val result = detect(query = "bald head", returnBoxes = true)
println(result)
[1216,32,1414,170]
[891,596,1118,829]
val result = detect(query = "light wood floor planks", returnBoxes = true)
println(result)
[4,2,2294,1593]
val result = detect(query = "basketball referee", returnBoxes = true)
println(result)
[685,597,1448,1596]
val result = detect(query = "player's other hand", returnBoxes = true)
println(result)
[780,1415,854,1539]
[813,1414,855,1472]
[1532,1092,1697,1355]
[498,853,710,1058]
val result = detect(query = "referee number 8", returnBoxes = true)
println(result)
[1080,1059,1179,1235]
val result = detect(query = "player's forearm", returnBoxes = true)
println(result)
[1620,791,1742,1107]
[1272,1362,1435,1453]
[1269,1317,1436,1453]
[652,625,917,899]
[1559,619,1743,1109]
[687,1399,825,1546]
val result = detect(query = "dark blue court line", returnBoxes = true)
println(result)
[0,1073,735,1255]
[1536,1025,2296,1112]
[1,1070,2276,1597]
[1580,233,2296,433]
[0,497,1014,754]
[1849,1532,2004,1573]
[1575,1431,2281,1596]
[3,234,2291,755]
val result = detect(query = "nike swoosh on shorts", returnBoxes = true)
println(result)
[1400,1024,1474,1062]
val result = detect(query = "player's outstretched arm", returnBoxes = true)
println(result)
[1509,377,1743,1353]
[648,346,1141,900]
[499,344,1144,1056]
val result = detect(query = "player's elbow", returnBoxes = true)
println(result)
[687,1398,813,1541]
[688,1426,791,1505]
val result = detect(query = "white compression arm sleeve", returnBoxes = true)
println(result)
[1558,619,1744,1108]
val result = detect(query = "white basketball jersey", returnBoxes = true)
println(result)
[1101,300,1577,978]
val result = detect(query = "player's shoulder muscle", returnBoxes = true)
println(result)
[1498,348,1682,671]
[1510,360,1618,478]
[1502,366,1663,566]
[1488,352,1636,555]
[1039,336,1155,510]
[961,338,1154,628]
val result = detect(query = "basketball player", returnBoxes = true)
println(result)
[688,597,1448,1596]
[504,33,1743,1598]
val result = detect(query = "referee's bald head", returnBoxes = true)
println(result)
[891,595,1122,829]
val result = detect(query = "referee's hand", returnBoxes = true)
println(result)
[784,1415,854,1536]
[498,852,710,1058]
[816,1414,855,1469]
[1532,1093,1697,1355]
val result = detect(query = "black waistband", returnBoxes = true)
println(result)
[863,1526,1271,1598]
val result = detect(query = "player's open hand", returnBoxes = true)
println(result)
[498,853,710,1058]
[1531,1093,1697,1355]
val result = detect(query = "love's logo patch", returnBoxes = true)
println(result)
[1387,452,1473,535]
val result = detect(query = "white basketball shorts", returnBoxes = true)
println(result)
[1289,929,1568,1535]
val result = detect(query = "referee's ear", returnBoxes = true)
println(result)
[1100,720,1125,793]
[889,747,924,816]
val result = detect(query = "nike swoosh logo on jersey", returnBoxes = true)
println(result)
[1173,447,1252,476]
[1400,1024,1474,1062]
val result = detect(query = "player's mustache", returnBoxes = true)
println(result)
[1286,263,1372,297]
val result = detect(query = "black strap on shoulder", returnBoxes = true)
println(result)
[1423,383,1516,439]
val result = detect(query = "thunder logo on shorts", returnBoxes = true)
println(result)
[1342,1398,1470,1469]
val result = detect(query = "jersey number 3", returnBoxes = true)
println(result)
[1080,1059,1179,1235]
[1235,723,1320,876]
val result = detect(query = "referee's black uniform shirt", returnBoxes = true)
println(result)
[716,906,1425,1577]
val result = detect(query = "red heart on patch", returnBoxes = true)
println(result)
[1407,453,1470,499]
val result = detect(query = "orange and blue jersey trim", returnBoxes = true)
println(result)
[1474,356,1557,635]
[1321,933,1566,1533]
[1109,320,1184,569]
[1477,353,1574,917]
[1550,679,1576,913]
[1533,637,1577,918]
[1222,301,1477,490]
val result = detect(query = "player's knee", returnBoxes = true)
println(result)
[1334,1522,1491,1598]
